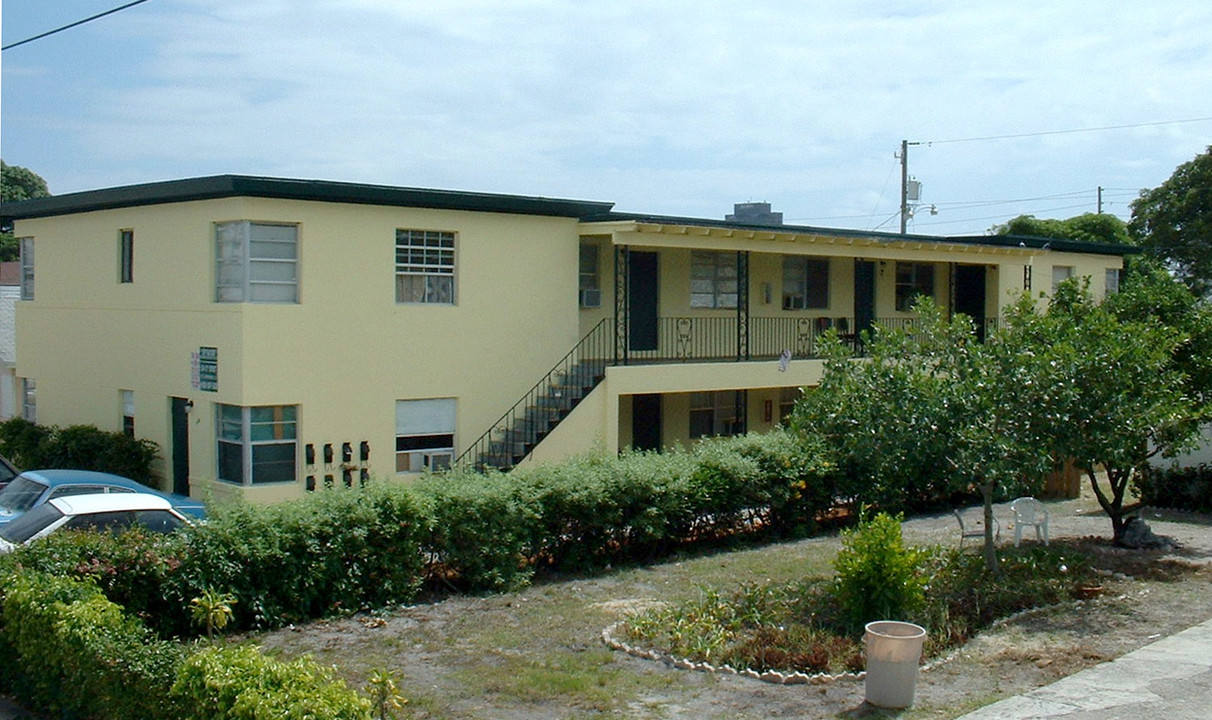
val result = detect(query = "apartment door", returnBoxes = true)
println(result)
[628,252,659,352]
[170,397,191,496]
[954,265,988,341]
[854,261,876,340]
[631,394,662,452]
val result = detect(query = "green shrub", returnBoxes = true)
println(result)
[414,468,541,592]
[830,512,926,634]
[1,569,187,719]
[713,431,837,537]
[170,645,371,720]
[1134,463,1212,512]
[0,417,160,484]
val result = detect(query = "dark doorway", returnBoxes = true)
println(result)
[628,251,659,352]
[631,394,662,452]
[170,397,191,496]
[854,261,876,341]
[954,265,988,341]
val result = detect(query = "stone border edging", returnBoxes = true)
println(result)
[601,602,1068,687]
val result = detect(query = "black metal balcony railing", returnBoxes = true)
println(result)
[458,314,999,470]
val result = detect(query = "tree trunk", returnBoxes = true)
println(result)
[1087,465,1130,542]
[981,481,1000,575]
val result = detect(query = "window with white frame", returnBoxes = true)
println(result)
[396,398,455,472]
[690,251,738,309]
[21,379,35,423]
[579,242,601,307]
[1105,268,1121,297]
[395,230,455,304]
[895,262,934,312]
[215,221,298,303]
[217,404,298,485]
[19,238,34,300]
[782,256,829,310]
[119,229,134,283]
[689,391,740,438]
[121,390,135,437]
[1052,265,1074,294]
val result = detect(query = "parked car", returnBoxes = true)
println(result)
[0,455,18,491]
[0,469,206,526]
[0,493,192,553]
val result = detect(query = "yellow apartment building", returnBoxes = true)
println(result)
[2,176,1132,503]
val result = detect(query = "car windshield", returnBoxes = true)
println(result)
[0,503,64,544]
[0,476,49,513]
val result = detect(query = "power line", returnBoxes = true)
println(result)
[924,117,1212,145]
[2,0,154,51]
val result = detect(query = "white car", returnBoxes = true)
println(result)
[0,493,191,553]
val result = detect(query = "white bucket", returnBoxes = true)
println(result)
[864,620,927,708]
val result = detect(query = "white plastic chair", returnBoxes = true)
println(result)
[1010,497,1049,547]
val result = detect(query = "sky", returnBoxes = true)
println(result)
[2,0,1211,236]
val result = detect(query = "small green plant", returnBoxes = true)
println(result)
[366,668,409,720]
[831,512,925,634]
[189,588,236,641]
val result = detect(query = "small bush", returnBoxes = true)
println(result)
[0,417,160,484]
[170,645,371,720]
[1134,463,1212,513]
[830,512,926,634]
[1,569,187,719]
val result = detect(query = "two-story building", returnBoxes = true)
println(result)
[2,175,1131,503]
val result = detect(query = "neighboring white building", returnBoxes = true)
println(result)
[0,262,19,420]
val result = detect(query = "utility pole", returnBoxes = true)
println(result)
[898,140,922,234]
[1097,186,1104,214]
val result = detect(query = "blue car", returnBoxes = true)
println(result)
[0,469,206,525]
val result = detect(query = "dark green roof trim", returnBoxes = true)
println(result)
[582,211,1140,256]
[1,174,615,221]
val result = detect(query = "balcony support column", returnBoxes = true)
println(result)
[737,251,750,361]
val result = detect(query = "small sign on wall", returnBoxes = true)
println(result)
[191,347,218,392]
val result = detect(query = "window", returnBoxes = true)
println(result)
[121,390,135,437]
[690,251,738,309]
[689,391,740,438]
[119,229,134,283]
[895,262,934,312]
[21,379,35,423]
[782,256,829,310]
[1105,268,1121,297]
[19,238,33,300]
[215,221,298,303]
[396,399,455,472]
[395,230,455,304]
[778,387,801,423]
[217,404,298,485]
[1052,265,1074,294]
[579,242,601,307]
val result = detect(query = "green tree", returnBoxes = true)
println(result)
[1020,280,1201,542]
[1129,147,1212,296]
[994,212,1131,245]
[1,161,51,261]
[793,300,1051,571]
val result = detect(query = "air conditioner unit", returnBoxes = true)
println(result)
[579,288,601,308]
[423,451,453,471]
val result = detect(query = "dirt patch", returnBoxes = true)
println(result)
[252,491,1212,719]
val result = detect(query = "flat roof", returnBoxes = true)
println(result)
[2,174,1138,256]
[1,174,615,221]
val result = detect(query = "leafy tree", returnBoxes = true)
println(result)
[1017,280,1201,542]
[793,300,1051,571]
[1129,147,1212,296]
[993,212,1131,245]
[1,161,51,261]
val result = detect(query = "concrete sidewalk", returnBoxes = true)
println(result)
[956,614,1212,719]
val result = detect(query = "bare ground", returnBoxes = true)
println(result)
[254,486,1212,719]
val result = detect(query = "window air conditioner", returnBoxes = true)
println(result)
[424,451,453,471]
[579,288,602,308]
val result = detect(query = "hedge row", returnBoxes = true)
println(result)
[0,417,159,485]
[0,570,369,720]
[1135,463,1212,513]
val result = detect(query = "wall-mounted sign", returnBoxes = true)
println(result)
[191,347,218,392]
